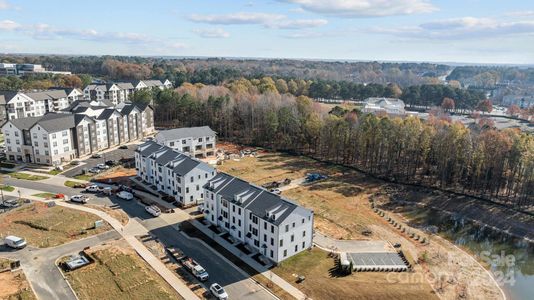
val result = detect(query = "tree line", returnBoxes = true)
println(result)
[139,84,534,210]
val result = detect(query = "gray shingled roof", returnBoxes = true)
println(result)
[155,148,182,165]
[74,114,93,125]
[138,141,164,156]
[115,82,134,90]
[0,91,19,104]
[34,113,75,132]
[156,126,216,141]
[26,90,67,101]
[173,159,200,176]
[97,108,120,120]
[142,80,164,87]
[205,172,299,225]
[8,116,41,130]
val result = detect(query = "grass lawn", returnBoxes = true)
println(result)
[217,152,345,186]
[0,185,15,192]
[0,202,111,248]
[64,180,84,188]
[273,247,437,300]
[74,174,93,181]
[62,245,182,300]
[0,257,11,269]
[8,172,49,181]
[32,192,57,199]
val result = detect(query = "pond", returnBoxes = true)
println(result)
[403,207,533,300]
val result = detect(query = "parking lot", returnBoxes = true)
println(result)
[62,144,137,178]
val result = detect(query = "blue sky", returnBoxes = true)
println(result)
[1,0,533,64]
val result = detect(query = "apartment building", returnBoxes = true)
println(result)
[135,141,216,206]
[0,90,69,121]
[83,82,138,105]
[65,88,83,102]
[0,63,71,76]
[3,113,76,165]
[1,101,155,165]
[154,126,216,158]
[203,173,314,263]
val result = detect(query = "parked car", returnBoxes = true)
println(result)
[4,235,27,249]
[88,167,101,173]
[70,195,88,204]
[91,153,103,158]
[96,163,109,170]
[145,205,161,217]
[119,145,128,149]
[105,160,116,166]
[0,199,20,208]
[270,188,281,195]
[70,160,80,165]
[117,191,134,201]
[210,283,228,300]
[85,185,101,193]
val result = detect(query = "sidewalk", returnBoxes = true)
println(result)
[3,188,200,300]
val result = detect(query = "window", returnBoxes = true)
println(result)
[302,218,305,224]
[32,133,37,139]
[291,235,294,242]
[292,222,296,228]
[44,142,48,148]
[295,245,298,252]
[64,146,69,152]
[14,131,19,137]
[252,215,258,224]
[238,219,241,226]
[283,250,287,257]
[42,134,47,139]
[63,139,68,144]
[35,149,39,155]
[45,150,49,155]
[280,239,283,247]
[54,150,58,155]
[53,142,57,147]
[170,141,174,146]
[185,187,189,193]
[285,225,289,232]
[196,185,199,191]
[303,231,306,237]
[52,133,56,138]
[270,250,273,258]
[263,234,267,242]
[271,225,274,234]
[182,139,186,144]
[302,242,305,249]
[198,138,202,142]
[238,208,241,215]
[33,141,38,146]
[6,138,10,144]
[62,131,68,136]
[190,176,194,182]
[270,238,274,246]
[15,140,20,145]
[264,222,267,230]
[232,216,235,223]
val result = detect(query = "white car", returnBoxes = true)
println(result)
[85,185,101,193]
[70,195,88,204]
[210,283,228,300]
[117,191,134,201]
[145,205,161,217]
[96,163,110,170]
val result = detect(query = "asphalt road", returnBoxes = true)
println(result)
[62,145,136,178]
[4,180,277,300]
[0,230,120,300]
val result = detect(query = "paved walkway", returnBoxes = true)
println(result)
[3,189,200,300]
[313,232,394,253]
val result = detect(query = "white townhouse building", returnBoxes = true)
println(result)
[155,126,216,158]
[83,83,137,106]
[65,88,83,103]
[203,173,314,264]
[0,90,70,121]
[134,79,167,91]
[363,97,406,115]
[135,141,216,206]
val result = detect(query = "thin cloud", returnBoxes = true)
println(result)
[0,0,12,10]
[0,19,20,30]
[189,12,327,29]
[193,28,230,38]
[505,11,534,18]
[278,0,438,17]
[370,17,534,40]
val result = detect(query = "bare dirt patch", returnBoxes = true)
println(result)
[94,167,136,185]
[0,269,36,300]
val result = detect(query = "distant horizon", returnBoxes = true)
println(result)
[3,52,534,69]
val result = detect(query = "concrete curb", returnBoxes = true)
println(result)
[54,257,80,300]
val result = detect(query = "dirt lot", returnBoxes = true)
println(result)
[0,268,36,300]
[217,152,344,186]
[0,202,111,248]
[274,248,437,300]
[62,241,182,300]
[218,150,505,300]
[94,167,137,185]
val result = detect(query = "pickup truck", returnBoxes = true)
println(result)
[181,257,209,281]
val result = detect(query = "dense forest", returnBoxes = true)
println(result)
[132,83,534,210]
[0,54,451,86]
